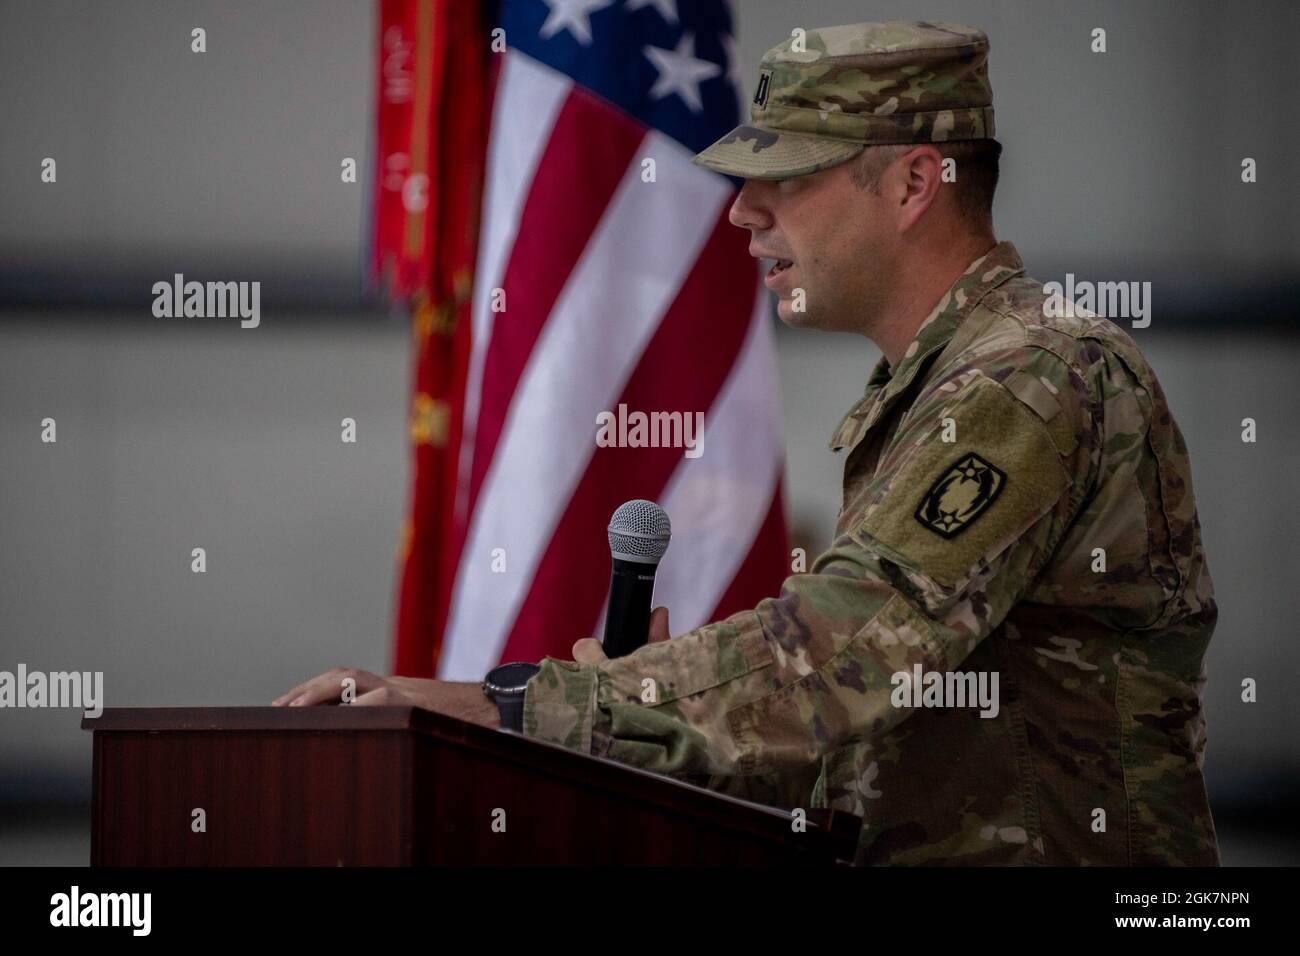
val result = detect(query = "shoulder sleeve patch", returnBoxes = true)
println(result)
[856,374,1071,590]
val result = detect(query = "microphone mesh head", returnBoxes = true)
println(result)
[608,499,671,564]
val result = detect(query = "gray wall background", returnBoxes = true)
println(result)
[1,0,1297,864]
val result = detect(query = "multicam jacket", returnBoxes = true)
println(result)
[522,241,1219,866]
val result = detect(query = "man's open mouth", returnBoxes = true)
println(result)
[768,259,793,277]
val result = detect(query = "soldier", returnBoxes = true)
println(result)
[278,21,1219,866]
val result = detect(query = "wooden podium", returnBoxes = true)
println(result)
[82,707,860,866]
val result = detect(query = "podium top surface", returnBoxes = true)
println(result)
[82,705,448,733]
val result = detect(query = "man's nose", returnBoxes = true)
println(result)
[728,180,773,231]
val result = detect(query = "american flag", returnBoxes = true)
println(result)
[386,0,789,680]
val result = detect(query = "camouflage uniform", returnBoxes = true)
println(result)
[522,23,1219,866]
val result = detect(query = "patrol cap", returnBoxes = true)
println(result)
[693,21,995,180]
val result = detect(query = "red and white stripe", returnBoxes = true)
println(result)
[438,50,785,680]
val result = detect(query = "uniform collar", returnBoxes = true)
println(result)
[829,240,1025,451]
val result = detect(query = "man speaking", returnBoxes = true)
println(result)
[278,21,1219,866]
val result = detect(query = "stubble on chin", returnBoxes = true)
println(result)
[774,296,809,328]
[775,286,837,332]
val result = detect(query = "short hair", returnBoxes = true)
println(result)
[849,139,1002,230]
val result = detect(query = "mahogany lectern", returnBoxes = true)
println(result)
[82,707,860,865]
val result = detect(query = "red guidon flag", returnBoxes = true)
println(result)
[382,0,789,680]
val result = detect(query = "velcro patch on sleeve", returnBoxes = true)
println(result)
[1003,367,1078,458]
[857,375,1071,589]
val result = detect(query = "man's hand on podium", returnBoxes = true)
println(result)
[570,606,672,664]
[272,670,501,729]
[271,606,670,729]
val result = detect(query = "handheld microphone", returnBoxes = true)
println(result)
[601,499,671,658]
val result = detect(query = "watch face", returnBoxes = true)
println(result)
[488,661,540,690]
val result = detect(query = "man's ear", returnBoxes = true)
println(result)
[896,145,944,229]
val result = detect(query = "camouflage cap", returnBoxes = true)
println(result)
[693,21,995,180]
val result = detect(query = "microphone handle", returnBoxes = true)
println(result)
[602,558,658,658]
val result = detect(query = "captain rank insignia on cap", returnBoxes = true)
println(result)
[914,453,1006,538]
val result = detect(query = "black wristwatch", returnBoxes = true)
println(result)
[482,662,541,732]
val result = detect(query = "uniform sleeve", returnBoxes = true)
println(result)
[523,347,1094,780]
